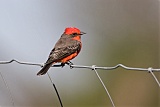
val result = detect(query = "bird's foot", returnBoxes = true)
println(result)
[65,61,73,69]
[60,61,73,68]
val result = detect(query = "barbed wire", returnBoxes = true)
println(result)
[0,59,160,107]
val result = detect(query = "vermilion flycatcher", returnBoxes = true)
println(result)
[37,27,86,75]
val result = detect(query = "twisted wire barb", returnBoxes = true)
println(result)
[148,67,160,87]
[0,59,160,107]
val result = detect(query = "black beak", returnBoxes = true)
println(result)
[80,31,86,35]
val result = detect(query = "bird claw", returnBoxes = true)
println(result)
[65,61,74,69]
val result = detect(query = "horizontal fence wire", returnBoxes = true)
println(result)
[0,59,160,107]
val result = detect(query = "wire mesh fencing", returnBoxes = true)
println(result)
[0,59,159,107]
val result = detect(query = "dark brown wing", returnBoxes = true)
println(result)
[37,34,81,75]
[37,40,81,75]
[45,36,81,65]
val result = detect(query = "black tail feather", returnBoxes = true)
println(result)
[37,63,52,75]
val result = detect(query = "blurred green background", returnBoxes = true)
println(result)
[0,0,159,107]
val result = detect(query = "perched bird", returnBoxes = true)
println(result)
[37,27,86,75]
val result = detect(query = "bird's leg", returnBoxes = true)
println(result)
[60,63,66,68]
[65,61,73,69]
[68,61,73,65]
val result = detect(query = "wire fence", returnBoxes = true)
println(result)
[0,59,160,107]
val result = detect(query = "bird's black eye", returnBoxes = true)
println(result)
[72,33,77,36]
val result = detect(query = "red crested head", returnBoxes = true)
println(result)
[64,27,86,35]
[64,27,80,35]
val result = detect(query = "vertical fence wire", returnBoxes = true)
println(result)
[92,65,115,107]
[47,73,63,107]
[0,72,15,106]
